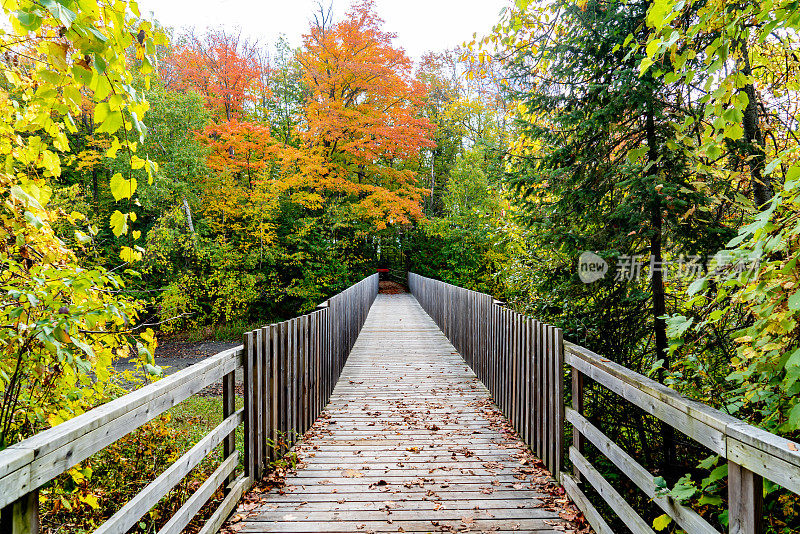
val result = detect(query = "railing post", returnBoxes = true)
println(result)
[728,461,763,534]
[0,491,39,534]
[571,364,584,482]
[222,365,236,486]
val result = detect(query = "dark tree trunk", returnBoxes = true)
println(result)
[91,168,99,204]
[738,39,772,208]
[647,97,676,483]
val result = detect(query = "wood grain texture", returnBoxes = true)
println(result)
[231,294,566,534]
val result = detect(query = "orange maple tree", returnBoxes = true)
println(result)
[293,0,435,229]
[203,120,279,182]
[163,29,265,121]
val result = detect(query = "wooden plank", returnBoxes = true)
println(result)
[197,475,251,534]
[94,409,243,534]
[156,452,239,534]
[254,328,264,478]
[270,323,279,462]
[302,314,310,434]
[279,321,288,453]
[567,408,718,534]
[561,473,615,534]
[0,347,243,507]
[534,320,543,459]
[544,324,552,472]
[289,318,297,445]
[569,446,656,534]
[244,331,255,479]
[262,326,271,466]
[553,326,564,477]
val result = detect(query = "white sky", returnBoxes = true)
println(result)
[137,0,510,60]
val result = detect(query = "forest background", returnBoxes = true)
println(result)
[1,0,799,532]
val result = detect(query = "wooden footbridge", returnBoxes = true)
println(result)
[2,274,800,534]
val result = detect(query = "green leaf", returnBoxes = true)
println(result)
[120,246,142,263]
[790,291,800,311]
[646,38,662,58]
[669,475,697,502]
[131,155,146,169]
[726,122,744,140]
[701,464,728,489]
[109,173,137,201]
[93,102,109,124]
[638,57,654,76]
[653,514,672,531]
[41,0,77,28]
[687,278,707,296]
[699,494,723,506]
[14,10,42,31]
[764,158,781,176]
[72,64,93,86]
[787,403,800,431]
[697,454,719,470]
[647,0,676,29]
[10,185,44,210]
[110,210,128,237]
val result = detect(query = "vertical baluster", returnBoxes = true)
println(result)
[243,331,255,478]
[270,323,279,463]
[223,361,236,485]
[280,321,289,454]
[254,327,264,478]
[554,327,564,478]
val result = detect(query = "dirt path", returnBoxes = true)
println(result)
[114,338,241,393]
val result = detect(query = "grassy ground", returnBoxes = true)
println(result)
[40,393,246,534]
[167,395,245,468]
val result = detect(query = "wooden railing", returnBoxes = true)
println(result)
[408,272,800,534]
[565,342,800,534]
[0,346,243,534]
[241,274,378,480]
[408,273,564,476]
[0,273,378,534]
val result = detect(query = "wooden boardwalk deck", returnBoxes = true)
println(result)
[233,294,568,534]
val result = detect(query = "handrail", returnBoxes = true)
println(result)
[0,345,245,534]
[565,341,800,534]
[408,272,800,534]
[408,272,564,476]
[0,273,379,534]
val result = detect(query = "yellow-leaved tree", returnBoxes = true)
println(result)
[0,0,164,447]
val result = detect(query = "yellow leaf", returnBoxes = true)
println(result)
[653,514,672,531]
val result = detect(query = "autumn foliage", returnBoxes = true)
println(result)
[162,1,434,233]
[293,0,435,228]
[163,30,265,121]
